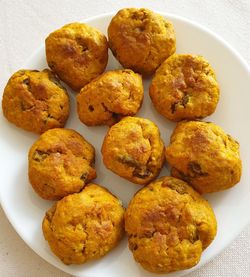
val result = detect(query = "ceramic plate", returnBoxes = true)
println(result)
[1,12,250,277]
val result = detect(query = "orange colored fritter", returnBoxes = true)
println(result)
[42,183,125,264]
[46,22,108,91]
[165,121,242,193]
[101,116,165,185]
[2,69,69,134]
[28,128,96,200]
[108,8,176,75]
[149,54,220,121]
[77,69,143,126]
[125,176,217,273]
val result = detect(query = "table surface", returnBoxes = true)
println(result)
[1,0,250,276]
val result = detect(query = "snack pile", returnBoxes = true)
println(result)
[1,8,242,274]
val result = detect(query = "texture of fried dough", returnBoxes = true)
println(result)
[2,69,70,133]
[101,116,165,185]
[125,176,217,273]
[108,8,176,75]
[165,121,242,193]
[28,128,96,200]
[42,184,124,264]
[46,22,108,91]
[77,69,143,126]
[149,54,220,121]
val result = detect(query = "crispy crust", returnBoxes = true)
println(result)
[46,22,108,91]
[125,176,217,273]
[108,8,176,75]
[28,128,96,200]
[101,116,165,185]
[2,69,70,134]
[149,54,220,121]
[165,121,242,193]
[77,69,143,126]
[42,183,125,264]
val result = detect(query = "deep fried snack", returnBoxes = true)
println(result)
[108,8,176,75]
[125,176,217,273]
[149,54,220,121]
[101,116,165,185]
[46,22,108,91]
[165,121,242,193]
[42,183,124,264]
[2,69,69,133]
[28,128,96,200]
[77,69,143,126]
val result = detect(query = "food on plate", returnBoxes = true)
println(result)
[77,69,143,126]
[45,22,108,91]
[149,54,220,121]
[165,121,242,194]
[42,183,125,265]
[2,9,244,275]
[108,8,176,76]
[101,116,165,185]
[125,176,217,273]
[2,69,70,134]
[28,128,96,200]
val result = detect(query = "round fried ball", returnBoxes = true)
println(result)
[2,69,70,134]
[149,54,220,121]
[108,8,176,76]
[125,176,217,273]
[165,121,242,194]
[46,22,108,91]
[28,128,96,200]
[42,183,124,265]
[77,69,143,126]
[101,116,165,185]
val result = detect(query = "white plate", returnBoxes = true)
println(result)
[1,12,250,277]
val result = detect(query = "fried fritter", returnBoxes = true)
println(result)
[108,8,176,75]
[77,69,143,126]
[2,69,69,133]
[28,128,96,200]
[125,176,217,273]
[101,116,165,185]
[165,121,242,193]
[46,22,108,91]
[42,183,124,264]
[149,54,220,121]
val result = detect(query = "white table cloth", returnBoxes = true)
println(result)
[0,0,250,276]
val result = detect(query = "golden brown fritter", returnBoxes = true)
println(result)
[28,128,96,200]
[42,183,125,265]
[2,69,70,134]
[101,116,165,185]
[125,176,217,273]
[46,22,108,91]
[77,69,143,126]
[165,121,242,194]
[149,54,220,121]
[108,8,176,76]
